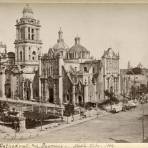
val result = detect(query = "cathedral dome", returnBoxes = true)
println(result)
[53,28,69,51]
[53,41,69,51]
[68,36,90,59]
[69,36,89,53]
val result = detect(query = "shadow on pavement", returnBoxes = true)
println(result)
[109,138,130,143]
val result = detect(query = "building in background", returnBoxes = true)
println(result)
[101,48,120,97]
[120,62,148,99]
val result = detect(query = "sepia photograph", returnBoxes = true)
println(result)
[0,0,148,145]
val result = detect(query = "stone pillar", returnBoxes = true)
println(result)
[39,56,42,101]
[93,81,97,102]
[2,70,6,98]
[19,116,26,132]
[22,80,25,100]
[53,82,56,103]
[59,76,63,105]
[25,27,27,40]
[107,77,109,90]
[40,81,43,102]
[84,81,89,103]
[72,84,76,105]
[45,81,49,102]
[30,82,33,100]
[43,81,46,101]
[58,55,64,106]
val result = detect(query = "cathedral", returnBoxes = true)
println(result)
[0,4,120,110]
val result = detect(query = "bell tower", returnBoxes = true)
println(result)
[14,4,42,68]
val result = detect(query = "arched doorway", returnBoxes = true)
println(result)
[49,88,54,103]
[67,94,70,102]
[78,95,82,105]
[5,83,11,98]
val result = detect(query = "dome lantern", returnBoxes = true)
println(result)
[22,4,34,18]
[58,27,63,42]
[75,35,80,45]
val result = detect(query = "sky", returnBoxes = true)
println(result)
[0,3,148,68]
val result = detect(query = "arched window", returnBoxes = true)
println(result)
[32,34,34,40]
[84,67,87,72]
[32,51,36,60]
[32,51,36,55]
[28,27,30,40]
[20,51,22,61]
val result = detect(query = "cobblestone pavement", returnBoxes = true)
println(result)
[1,103,148,143]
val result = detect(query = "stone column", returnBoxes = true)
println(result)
[40,81,43,102]
[53,82,56,104]
[45,81,49,102]
[22,80,25,100]
[2,70,6,98]
[58,55,64,106]
[93,81,97,102]
[59,76,63,105]
[84,81,89,103]
[38,56,42,100]
[30,82,33,100]
[19,115,26,132]
[72,84,76,105]
[42,80,45,101]
[25,27,27,40]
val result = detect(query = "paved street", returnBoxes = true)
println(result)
[1,103,147,143]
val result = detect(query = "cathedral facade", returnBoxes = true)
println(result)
[40,29,104,106]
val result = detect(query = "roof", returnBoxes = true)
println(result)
[69,44,89,53]
[53,40,69,51]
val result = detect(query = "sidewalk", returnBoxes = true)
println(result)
[1,109,109,141]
